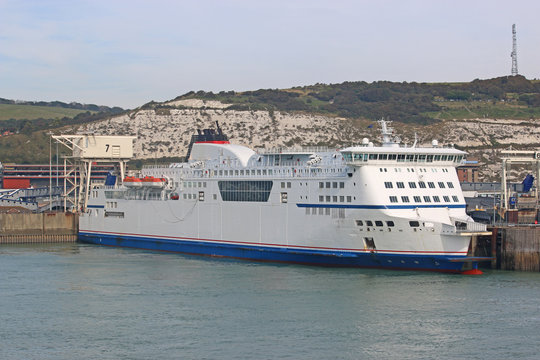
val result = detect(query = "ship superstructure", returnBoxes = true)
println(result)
[79,120,489,273]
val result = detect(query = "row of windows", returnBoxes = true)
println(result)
[384,181,455,189]
[356,220,395,227]
[355,220,425,228]
[215,168,347,177]
[380,168,450,173]
[183,181,207,188]
[305,207,345,218]
[389,195,459,203]
[319,195,353,203]
[319,181,346,189]
[344,152,464,163]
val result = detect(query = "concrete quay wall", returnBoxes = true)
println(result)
[0,212,78,244]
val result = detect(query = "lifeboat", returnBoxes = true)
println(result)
[124,176,167,188]
[123,176,143,188]
[141,176,167,188]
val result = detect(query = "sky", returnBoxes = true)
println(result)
[1,0,539,109]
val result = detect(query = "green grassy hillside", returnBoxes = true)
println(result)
[0,104,91,121]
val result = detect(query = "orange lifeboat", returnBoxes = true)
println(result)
[141,176,167,188]
[123,176,143,188]
[124,176,167,188]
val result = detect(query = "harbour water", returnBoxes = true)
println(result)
[1,243,540,360]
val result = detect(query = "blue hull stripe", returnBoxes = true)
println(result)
[296,203,466,209]
[87,205,105,208]
[78,231,469,273]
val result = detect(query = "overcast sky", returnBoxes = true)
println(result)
[1,0,539,109]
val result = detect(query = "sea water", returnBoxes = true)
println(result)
[1,243,540,360]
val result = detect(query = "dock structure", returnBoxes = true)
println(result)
[472,225,540,272]
[0,212,78,244]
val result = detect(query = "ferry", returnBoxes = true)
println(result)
[79,120,490,273]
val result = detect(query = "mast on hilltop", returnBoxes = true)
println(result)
[511,24,518,76]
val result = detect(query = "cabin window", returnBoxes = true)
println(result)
[389,196,398,203]
[386,221,395,227]
[326,196,331,202]
[452,195,459,202]
[426,155,433,162]
[356,220,363,226]
[287,182,291,188]
[423,196,431,203]
[409,221,420,227]
[280,192,288,203]
[319,196,324,202]
[366,220,373,226]
[319,182,324,188]
[333,196,338,202]
[347,196,352,202]
[339,182,344,188]
[397,182,405,189]
[413,196,421,202]
[438,182,445,188]
[333,182,337,188]
[401,196,410,203]
[419,181,426,188]
[326,182,331,188]
[384,182,393,189]
[443,196,450,202]
[433,196,440,202]
[199,192,205,201]
[369,154,377,160]
[447,182,454,188]
[408,182,417,188]
[340,196,344,202]
[428,182,436,188]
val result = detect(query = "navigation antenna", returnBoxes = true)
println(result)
[511,24,518,76]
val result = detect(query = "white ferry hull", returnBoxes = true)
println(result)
[78,120,489,274]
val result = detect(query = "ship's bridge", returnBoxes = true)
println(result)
[340,146,466,166]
